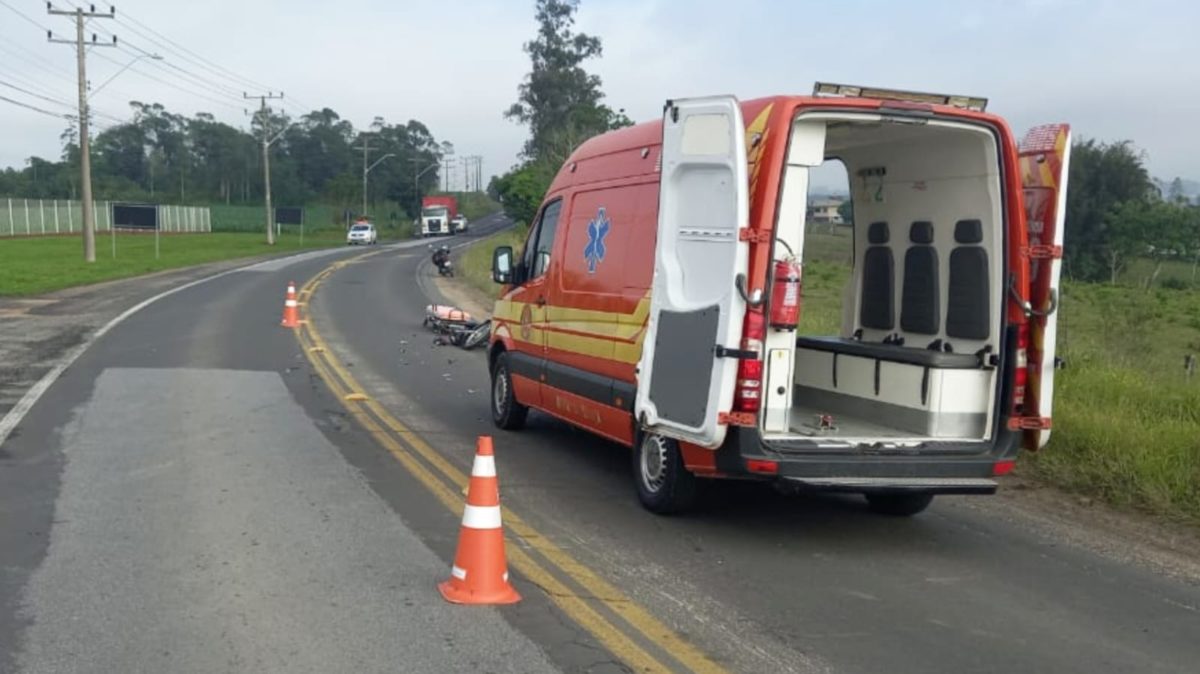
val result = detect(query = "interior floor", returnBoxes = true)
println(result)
[787,404,915,439]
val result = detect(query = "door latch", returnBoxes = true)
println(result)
[715,345,758,360]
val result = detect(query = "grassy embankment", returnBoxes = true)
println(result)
[460,224,529,297]
[801,228,1200,524]
[0,230,346,296]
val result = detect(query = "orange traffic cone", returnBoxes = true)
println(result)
[281,281,299,328]
[438,436,520,605]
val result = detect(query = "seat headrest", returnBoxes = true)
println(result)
[955,219,984,244]
[867,221,889,244]
[909,221,934,244]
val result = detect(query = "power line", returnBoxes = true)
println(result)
[0,41,76,84]
[114,8,315,115]
[0,79,75,109]
[0,0,50,31]
[114,9,274,93]
[115,42,246,102]
[92,50,246,112]
[85,20,250,103]
[0,92,70,119]
[0,62,73,104]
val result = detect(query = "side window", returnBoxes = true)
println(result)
[521,216,542,279]
[523,200,562,281]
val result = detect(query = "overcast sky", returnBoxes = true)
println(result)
[1,0,1197,189]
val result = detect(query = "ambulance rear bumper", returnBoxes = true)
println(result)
[714,427,1018,495]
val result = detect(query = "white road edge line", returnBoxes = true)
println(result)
[0,244,395,449]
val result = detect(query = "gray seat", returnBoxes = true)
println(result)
[859,221,894,331]
[947,219,990,340]
[901,221,940,335]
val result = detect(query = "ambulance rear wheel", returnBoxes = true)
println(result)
[865,492,935,516]
[491,351,528,430]
[633,432,697,515]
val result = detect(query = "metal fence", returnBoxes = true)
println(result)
[0,198,211,236]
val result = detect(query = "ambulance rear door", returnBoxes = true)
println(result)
[634,96,751,448]
[1017,123,1071,450]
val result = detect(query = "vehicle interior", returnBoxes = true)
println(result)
[762,112,1005,447]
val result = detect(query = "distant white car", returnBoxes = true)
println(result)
[347,222,378,245]
[451,215,468,233]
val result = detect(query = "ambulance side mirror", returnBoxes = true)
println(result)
[492,246,514,285]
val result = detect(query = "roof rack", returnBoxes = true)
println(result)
[813,82,988,112]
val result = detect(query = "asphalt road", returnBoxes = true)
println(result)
[3,211,1198,673]
[312,222,1200,673]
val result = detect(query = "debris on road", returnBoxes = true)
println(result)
[423,304,490,350]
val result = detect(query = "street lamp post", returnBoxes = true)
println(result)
[89,53,163,99]
[362,153,395,216]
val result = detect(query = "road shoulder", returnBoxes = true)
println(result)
[0,249,328,424]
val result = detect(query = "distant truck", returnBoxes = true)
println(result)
[420,196,458,237]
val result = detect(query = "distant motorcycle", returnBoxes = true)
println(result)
[431,245,453,277]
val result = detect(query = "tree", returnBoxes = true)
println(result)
[1064,139,1155,281]
[1167,177,1187,204]
[498,0,630,224]
[837,199,853,225]
[1103,201,1149,284]
[1,101,452,218]
[505,0,627,162]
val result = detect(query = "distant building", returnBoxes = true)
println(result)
[807,197,845,225]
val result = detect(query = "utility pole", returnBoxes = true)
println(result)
[467,155,482,192]
[442,156,455,192]
[358,136,371,216]
[48,3,116,263]
[244,92,285,245]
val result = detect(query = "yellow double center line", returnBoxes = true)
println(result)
[295,256,727,674]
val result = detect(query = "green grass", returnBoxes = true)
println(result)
[461,224,528,297]
[0,231,346,296]
[799,228,1200,523]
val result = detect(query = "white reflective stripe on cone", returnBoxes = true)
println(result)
[451,565,467,580]
[461,504,502,529]
[285,300,298,307]
[472,455,496,478]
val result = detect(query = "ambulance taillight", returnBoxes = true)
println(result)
[733,310,766,413]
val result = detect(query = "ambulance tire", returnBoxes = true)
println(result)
[864,492,935,517]
[633,431,698,515]
[491,351,528,430]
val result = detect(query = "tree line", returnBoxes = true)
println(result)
[0,102,449,219]
[1065,140,1200,286]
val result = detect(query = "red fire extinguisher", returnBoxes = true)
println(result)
[770,243,802,331]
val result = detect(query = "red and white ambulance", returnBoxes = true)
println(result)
[488,83,1069,515]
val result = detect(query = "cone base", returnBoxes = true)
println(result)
[437,579,521,605]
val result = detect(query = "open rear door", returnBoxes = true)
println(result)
[1017,124,1071,450]
[635,96,750,449]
